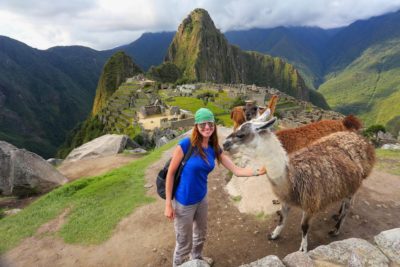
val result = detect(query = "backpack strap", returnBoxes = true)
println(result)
[173,144,194,198]
[181,144,194,166]
[175,144,193,181]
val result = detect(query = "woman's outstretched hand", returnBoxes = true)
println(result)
[259,166,267,175]
[165,202,175,221]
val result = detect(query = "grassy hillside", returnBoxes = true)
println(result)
[0,140,177,253]
[319,38,400,127]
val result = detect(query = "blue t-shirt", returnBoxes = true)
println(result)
[175,137,217,205]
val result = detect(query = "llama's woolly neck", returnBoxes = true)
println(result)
[236,132,289,185]
[255,132,288,182]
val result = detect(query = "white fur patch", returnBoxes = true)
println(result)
[299,234,308,252]
[271,225,284,239]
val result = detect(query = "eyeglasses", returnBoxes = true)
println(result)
[197,122,215,129]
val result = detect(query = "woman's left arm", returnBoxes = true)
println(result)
[220,153,266,177]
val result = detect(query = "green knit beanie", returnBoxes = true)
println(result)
[194,108,215,124]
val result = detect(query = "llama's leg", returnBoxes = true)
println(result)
[329,197,351,236]
[268,203,290,240]
[331,201,344,222]
[299,211,312,252]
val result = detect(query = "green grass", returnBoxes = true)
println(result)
[165,96,226,115]
[163,89,235,127]
[231,195,242,202]
[375,148,400,176]
[255,211,268,221]
[0,140,177,253]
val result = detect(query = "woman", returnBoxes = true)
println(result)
[164,108,266,267]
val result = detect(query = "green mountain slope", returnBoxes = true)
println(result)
[319,38,400,127]
[92,51,142,115]
[225,27,331,89]
[58,52,142,157]
[324,10,400,74]
[165,9,329,109]
[0,36,107,158]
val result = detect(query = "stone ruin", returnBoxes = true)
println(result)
[139,99,165,117]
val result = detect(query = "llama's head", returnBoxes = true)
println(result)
[244,104,258,121]
[223,116,277,155]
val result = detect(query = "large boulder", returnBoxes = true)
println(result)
[239,255,285,267]
[65,134,138,162]
[374,228,400,264]
[180,259,210,267]
[0,141,68,196]
[283,251,315,267]
[308,238,390,267]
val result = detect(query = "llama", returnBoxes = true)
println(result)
[222,117,375,252]
[230,106,246,131]
[231,96,278,131]
[276,114,362,154]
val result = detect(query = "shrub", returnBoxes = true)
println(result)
[363,124,386,138]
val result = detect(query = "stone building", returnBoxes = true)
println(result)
[140,105,164,117]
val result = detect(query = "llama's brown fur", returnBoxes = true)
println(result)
[231,106,246,131]
[276,115,362,154]
[270,131,375,214]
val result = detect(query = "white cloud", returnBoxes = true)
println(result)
[0,0,400,50]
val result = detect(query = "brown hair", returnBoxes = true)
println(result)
[190,124,222,165]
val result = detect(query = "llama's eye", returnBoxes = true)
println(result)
[236,133,245,139]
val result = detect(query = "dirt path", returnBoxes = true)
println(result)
[58,153,144,181]
[2,131,400,267]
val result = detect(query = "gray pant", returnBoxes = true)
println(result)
[173,197,208,267]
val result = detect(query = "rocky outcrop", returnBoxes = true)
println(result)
[374,228,400,264]
[238,229,400,267]
[180,259,210,267]
[65,134,139,162]
[165,9,329,108]
[0,141,68,196]
[239,255,285,267]
[153,128,179,148]
[282,251,315,267]
[308,238,389,266]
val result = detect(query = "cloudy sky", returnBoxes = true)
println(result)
[1,0,400,50]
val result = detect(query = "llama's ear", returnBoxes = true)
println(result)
[256,117,277,131]
[252,108,270,123]
[262,108,271,120]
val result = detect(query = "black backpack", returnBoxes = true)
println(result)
[156,145,194,199]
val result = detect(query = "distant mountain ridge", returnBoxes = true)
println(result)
[225,27,331,89]
[2,9,400,157]
[113,32,175,71]
[0,36,109,157]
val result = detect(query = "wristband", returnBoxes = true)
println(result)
[253,168,259,176]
